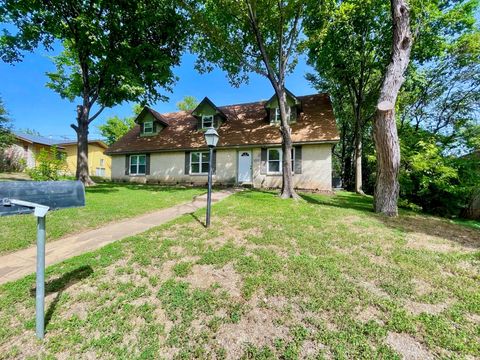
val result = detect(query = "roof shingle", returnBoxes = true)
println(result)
[105,93,339,155]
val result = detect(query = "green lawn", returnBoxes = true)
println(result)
[0,183,205,255]
[0,190,478,359]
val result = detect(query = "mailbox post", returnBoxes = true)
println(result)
[1,181,85,339]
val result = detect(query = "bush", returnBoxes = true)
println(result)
[27,146,67,181]
[0,146,26,172]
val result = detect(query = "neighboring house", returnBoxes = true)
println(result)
[10,131,65,169]
[106,92,339,190]
[55,140,111,178]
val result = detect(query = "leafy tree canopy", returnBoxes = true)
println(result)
[0,96,13,149]
[98,104,141,145]
[176,96,199,111]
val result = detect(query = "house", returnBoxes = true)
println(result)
[55,140,111,178]
[9,131,65,169]
[105,92,339,190]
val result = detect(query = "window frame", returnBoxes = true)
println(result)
[201,115,214,129]
[190,151,210,175]
[143,121,154,134]
[267,148,295,175]
[272,107,292,123]
[129,154,147,176]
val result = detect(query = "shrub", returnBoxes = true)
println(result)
[0,146,26,172]
[27,146,67,181]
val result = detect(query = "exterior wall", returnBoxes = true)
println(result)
[62,144,112,178]
[252,144,332,190]
[111,144,332,190]
[111,149,237,185]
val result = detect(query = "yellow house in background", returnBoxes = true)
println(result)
[57,140,111,178]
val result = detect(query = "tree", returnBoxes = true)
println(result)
[304,0,479,203]
[0,96,13,150]
[186,0,305,198]
[98,104,141,146]
[19,128,41,136]
[373,0,413,216]
[176,96,199,111]
[1,0,188,185]
[305,0,391,194]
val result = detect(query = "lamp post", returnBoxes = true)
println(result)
[204,127,219,227]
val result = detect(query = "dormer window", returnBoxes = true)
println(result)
[272,107,293,124]
[143,121,154,134]
[265,89,300,125]
[192,97,227,131]
[202,115,214,129]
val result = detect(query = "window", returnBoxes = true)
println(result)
[274,108,281,123]
[201,115,214,129]
[143,121,153,134]
[130,154,146,175]
[267,148,295,174]
[190,151,210,174]
[96,167,106,177]
[272,107,292,123]
[99,158,105,167]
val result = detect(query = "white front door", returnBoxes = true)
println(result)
[238,150,252,183]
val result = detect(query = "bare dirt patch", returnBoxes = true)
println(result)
[385,332,434,360]
[184,263,242,298]
[406,232,472,253]
[300,339,330,359]
[385,214,480,251]
[404,299,451,316]
[356,280,390,299]
[215,304,289,359]
[354,305,384,325]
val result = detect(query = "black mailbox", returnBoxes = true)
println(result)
[0,180,85,216]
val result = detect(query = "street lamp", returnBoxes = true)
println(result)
[204,127,219,227]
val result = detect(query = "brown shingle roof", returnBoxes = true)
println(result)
[105,93,339,155]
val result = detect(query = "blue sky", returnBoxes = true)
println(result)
[0,45,316,141]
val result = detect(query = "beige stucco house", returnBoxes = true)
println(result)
[9,132,65,169]
[106,92,339,190]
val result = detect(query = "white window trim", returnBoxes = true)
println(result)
[274,108,281,122]
[143,121,154,134]
[190,151,210,175]
[130,154,146,176]
[267,148,295,175]
[273,107,292,123]
[201,115,214,129]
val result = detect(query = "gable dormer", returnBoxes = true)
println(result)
[265,89,301,125]
[135,106,169,136]
[191,97,227,131]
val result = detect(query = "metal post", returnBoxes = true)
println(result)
[36,216,46,340]
[206,146,213,227]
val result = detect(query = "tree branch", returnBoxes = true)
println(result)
[88,106,105,124]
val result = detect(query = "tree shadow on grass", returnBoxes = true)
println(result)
[30,265,94,331]
[300,191,480,250]
[300,192,374,213]
[189,212,207,228]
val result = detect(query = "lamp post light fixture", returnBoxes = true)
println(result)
[204,127,219,227]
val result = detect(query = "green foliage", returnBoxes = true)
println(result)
[1,0,188,105]
[26,146,66,181]
[97,105,141,145]
[176,95,199,111]
[399,125,480,217]
[188,0,305,86]
[0,96,13,150]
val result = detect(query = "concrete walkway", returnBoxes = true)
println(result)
[0,190,234,285]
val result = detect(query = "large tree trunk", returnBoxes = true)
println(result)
[354,108,364,194]
[73,104,95,186]
[277,88,299,199]
[373,0,412,216]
